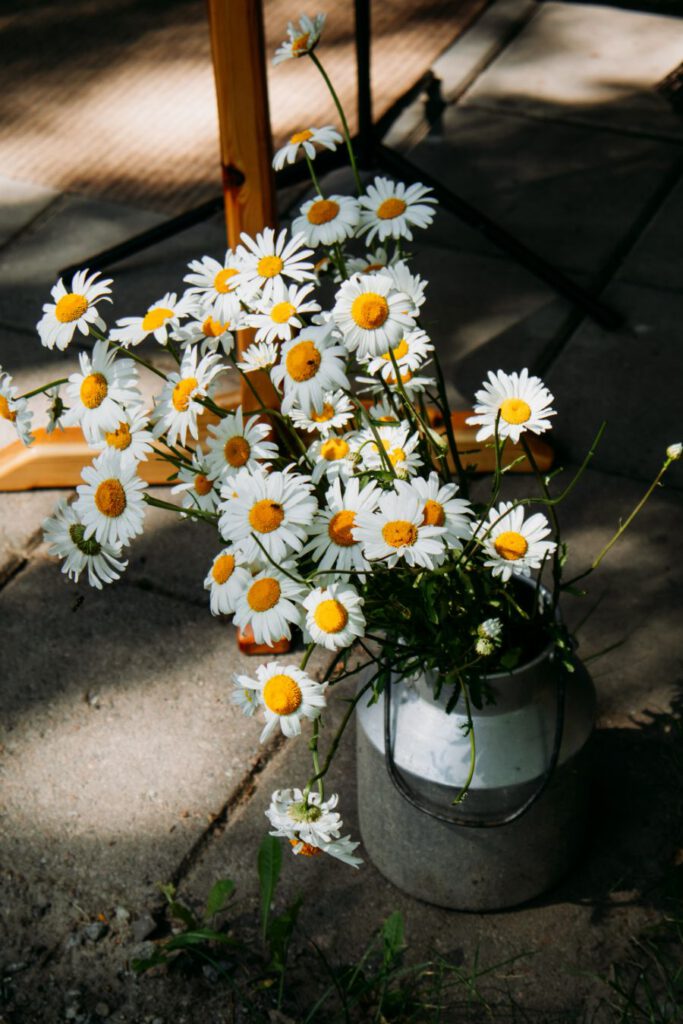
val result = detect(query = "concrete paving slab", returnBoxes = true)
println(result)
[546,280,683,486]
[462,1,683,140]
[409,105,681,277]
[617,172,683,292]
[0,488,63,583]
[0,174,60,248]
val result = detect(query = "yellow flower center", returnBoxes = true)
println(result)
[0,395,17,422]
[248,499,285,534]
[320,437,349,461]
[381,338,409,361]
[257,255,284,279]
[376,197,407,220]
[328,509,356,546]
[290,839,322,856]
[214,267,239,293]
[142,306,174,332]
[311,402,334,423]
[263,673,302,715]
[290,129,314,144]
[422,499,445,527]
[80,372,108,409]
[224,435,251,467]
[247,577,282,611]
[270,301,296,324]
[212,553,235,584]
[307,199,340,225]
[351,292,389,330]
[313,599,348,634]
[382,519,417,548]
[291,32,310,55]
[388,446,406,467]
[285,340,321,382]
[494,530,529,561]
[172,377,198,411]
[55,292,88,323]
[94,478,127,518]
[202,315,227,337]
[105,421,132,451]
[500,398,532,425]
[194,473,213,495]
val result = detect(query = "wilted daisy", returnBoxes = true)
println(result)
[183,250,243,321]
[173,312,239,357]
[37,269,112,351]
[219,467,317,563]
[43,499,127,590]
[272,125,342,171]
[205,406,278,482]
[236,340,280,374]
[395,472,472,550]
[358,176,437,244]
[266,788,362,867]
[303,583,366,651]
[303,476,380,580]
[307,432,358,485]
[292,194,360,248]
[110,292,196,347]
[333,273,415,359]
[61,340,139,444]
[354,486,446,569]
[271,322,349,415]
[235,662,327,742]
[363,327,433,377]
[204,546,251,616]
[0,369,33,446]
[246,281,320,344]
[233,565,308,646]
[234,228,314,302]
[91,404,154,466]
[481,502,556,582]
[152,347,224,447]
[45,386,66,434]
[74,449,146,548]
[273,13,326,63]
[357,423,422,479]
[467,369,556,444]
[171,456,220,515]
[475,617,503,657]
[289,389,354,436]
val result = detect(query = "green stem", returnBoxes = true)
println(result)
[304,152,323,196]
[300,641,316,672]
[309,52,363,195]
[433,353,467,495]
[347,394,396,477]
[521,435,562,608]
[18,378,69,401]
[250,533,312,588]
[308,678,375,790]
[387,347,438,466]
[112,343,168,381]
[143,493,218,524]
[333,242,349,280]
[452,681,476,805]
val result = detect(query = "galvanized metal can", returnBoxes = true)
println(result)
[355,640,596,910]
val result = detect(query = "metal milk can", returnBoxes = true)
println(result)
[355,638,596,911]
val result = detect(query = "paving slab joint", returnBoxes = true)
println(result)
[0,192,67,257]
[0,521,46,590]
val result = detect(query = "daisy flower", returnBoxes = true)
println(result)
[466,369,556,444]
[358,176,437,244]
[367,396,401,424]
[387,260,427,311]
[171,456,220,515]
[271,322,349,416]
[273,13,326,64]
[303,583,366,651]
[344,246,397,277]
[272,125,342,171]
[231,678,260,717]
[292,194,360,248]
[91,404,154,466]
[183,250,243,321]
[480,502,556,582]
[395,472,472,550]
[204,546,251,616]
[236,662,327,742]
[332,273,415,359]
[173,311,239,358]
[152,347,224,447]
[74,449,146,548]
[0,369,34,446]
[43,499,127,590]
[353,486,447,569]
[205,406,278,482]
[218,468,317,563]
[307,432,358,485]
[37,269,112,351]
[110,292,197,348]
[61,340,139,445]
[234,228,314,302]
[303,476,381,580]
[236,340,280,374]
[289,389,354,436]
[363,327,433,377]
[233,565,308,646]
[266,788,362,867]
[356,423,423,479]
[246,281,320,344]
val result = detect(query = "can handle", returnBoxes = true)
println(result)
[383,661,567,829]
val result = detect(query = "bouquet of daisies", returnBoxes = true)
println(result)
[2,13,678,870]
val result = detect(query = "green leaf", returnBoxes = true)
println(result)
[258,834,282,941]
[131,951,169,974]
[381,911,404,964]
[167,900,198,931]
[164,928,240,951]
[267,896,303,971]
[204,878,236,920]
